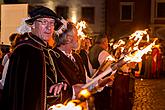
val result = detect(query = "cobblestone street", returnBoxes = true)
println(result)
[132,78,165,110]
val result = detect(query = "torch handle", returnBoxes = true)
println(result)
[82,67,112,89]
[82,58,128,89]
[91,60,112,79]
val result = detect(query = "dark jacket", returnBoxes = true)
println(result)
[89,44,104,69]
[52,48,86,102]
[79,49,91,77]
[1,33,57,110]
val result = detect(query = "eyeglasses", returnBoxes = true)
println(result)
[36,19,55,26]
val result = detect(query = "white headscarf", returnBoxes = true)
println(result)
[16,17,31,34]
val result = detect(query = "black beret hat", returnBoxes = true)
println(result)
[25,5,60,25]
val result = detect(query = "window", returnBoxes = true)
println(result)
[56,6,69,19]
[81,7,95,24]
[120,2,134,21]
[156,2,165,18]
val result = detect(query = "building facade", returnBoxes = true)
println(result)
[18,0,106,34]
[1,0,165,39]
[106,0,165,39]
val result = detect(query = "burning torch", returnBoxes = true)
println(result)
[48,30,157,110]
[82,38,157,89]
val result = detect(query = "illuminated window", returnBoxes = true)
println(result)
[81,7,95,24]
[120,2,134,21]
[56,6,69,19]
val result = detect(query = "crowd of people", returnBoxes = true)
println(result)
[0,5,143,110]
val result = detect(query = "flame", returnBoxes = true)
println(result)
[120,47,124,53]
[106,55,116,61]
[113,39,125,49]
[48,100,82,110]
[48,89,91,110]
[124,39,157,62]
[129,30,147,40]
[109,42,114,47]
[76,21,87,39]
[78,89,91,99]
[146,34,150,42]
[129,30,149,47]
[113,29,151,59]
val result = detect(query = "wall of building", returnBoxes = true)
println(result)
[20,0,106,34]
[54,0,106,34]
[106,0,151,39]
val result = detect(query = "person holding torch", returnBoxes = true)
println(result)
[89,34,115,110]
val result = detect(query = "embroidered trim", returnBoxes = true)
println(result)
[28,32,47,48]
[48,49,58,83]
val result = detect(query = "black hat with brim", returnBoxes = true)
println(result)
[25,5,61,25]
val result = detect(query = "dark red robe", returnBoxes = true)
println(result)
[51,48,86,103]
[1,33,58,110]
[151,47,161,78]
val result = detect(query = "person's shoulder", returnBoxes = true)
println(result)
[101,50,109,54]
[14,33,43,51]
[80,49,86,53]
[52,47,59,51]
[72,51,82,59]
[99,50,110,57]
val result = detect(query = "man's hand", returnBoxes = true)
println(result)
[72,84,84,98]
[49,82,67,96]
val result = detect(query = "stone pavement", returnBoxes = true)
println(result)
[132,78,165,110]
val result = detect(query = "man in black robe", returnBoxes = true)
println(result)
[1,6,67,110]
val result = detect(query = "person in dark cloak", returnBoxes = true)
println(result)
[1,6,67,110]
